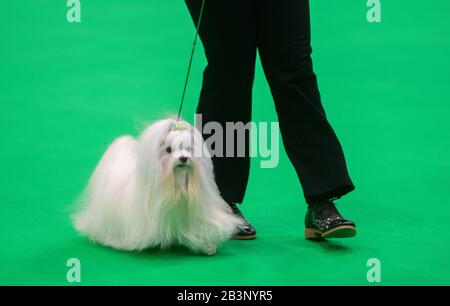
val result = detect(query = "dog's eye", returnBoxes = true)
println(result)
[166,147,172,154]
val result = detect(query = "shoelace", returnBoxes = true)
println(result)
[315,201,341,218]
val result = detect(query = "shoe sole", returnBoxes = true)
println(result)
[305,226,357,240]
[232,234,256,240]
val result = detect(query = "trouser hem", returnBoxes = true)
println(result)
[305,184,355,204]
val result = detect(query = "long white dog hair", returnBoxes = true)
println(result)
[72,118,242,255]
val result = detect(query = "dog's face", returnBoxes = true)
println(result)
[161,128,194,171]
[157,123,205,197]
[138,119,209,199]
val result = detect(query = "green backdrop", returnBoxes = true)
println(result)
[1,1,449,286]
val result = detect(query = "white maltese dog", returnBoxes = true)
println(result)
[72,118,242,255]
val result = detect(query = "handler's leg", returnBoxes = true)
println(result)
[185,0,257,239]
[255,0,356,239]
[255,0,354,203]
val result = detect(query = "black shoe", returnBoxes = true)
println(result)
[305,200,356,239]
[228,203,256,240]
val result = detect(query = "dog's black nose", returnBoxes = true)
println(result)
[179,157,188,163]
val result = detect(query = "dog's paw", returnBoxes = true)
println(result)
[202,246,217,256]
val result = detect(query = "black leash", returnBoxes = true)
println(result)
[177,0,207,121]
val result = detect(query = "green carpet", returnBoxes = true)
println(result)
[1,1,449,286]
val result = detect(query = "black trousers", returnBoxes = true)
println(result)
[185,0,354,204]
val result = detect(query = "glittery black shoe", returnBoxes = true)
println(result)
[305,200,356,239]
[228,203,256,240]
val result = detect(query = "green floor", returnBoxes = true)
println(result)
[1,1,450,286]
